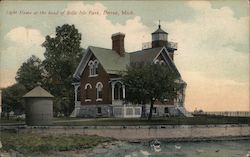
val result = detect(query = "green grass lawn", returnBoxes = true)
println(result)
[0,131,113,155]
[0,118,25,125]
[53,116,250,126]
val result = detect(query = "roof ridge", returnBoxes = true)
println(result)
[23,86,54,98]
[89,45,112,51]
[129,46,164,54]
[89,45,130,53]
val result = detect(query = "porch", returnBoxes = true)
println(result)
[113,105,142,118]
[110,79,141,118]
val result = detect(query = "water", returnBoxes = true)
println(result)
[89,140,250,157]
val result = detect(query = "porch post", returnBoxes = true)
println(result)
[122,85,125,99]
[74,85,78,103]
[111,83,115,101]
[74,85,80,103]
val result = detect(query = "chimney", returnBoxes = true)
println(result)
[111,32,125,56]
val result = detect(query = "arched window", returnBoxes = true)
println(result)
[88,61,94,76]
[93,60,99,75]
[154,59,159,64]
[84,83,92,101]
[160,60,165,65]
[96,82,103,101]
[114,82,123,100]
[88,60,99,76]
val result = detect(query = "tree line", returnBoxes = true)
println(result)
[2,24,83,117]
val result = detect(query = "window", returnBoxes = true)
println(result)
[153,107,157,113]
[154,59,165,65]
[93,60,99,75]
[114,82,123,100]
[84,83,92,102]
[88,59,99,77]
[164,107,169,113]
[154,59,159,64]
[97,107,102,114]
[160,60,165,65]
[88,61,94,76]
[96,82,103,101]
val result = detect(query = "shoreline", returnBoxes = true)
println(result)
[1,129,250,157]
[127,135,250,143]
[2,124,249,140]
[0,140,124,157]
[1,137,250,157]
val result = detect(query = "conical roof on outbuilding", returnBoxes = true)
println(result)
[23,86,54,98]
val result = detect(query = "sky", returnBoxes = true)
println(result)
[0,0,249,111]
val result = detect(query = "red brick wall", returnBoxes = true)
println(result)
[112,34,125,56]
[80,54,112,105]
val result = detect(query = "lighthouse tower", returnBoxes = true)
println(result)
[151,22,177,60]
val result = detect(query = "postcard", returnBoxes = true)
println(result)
[0,1,249,157]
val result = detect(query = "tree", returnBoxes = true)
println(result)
[1,83,27,119]
[123,63,181,120]
[15,55,44,91]
[42,24,83,116]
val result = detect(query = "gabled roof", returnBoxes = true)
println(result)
[73,45,181,80]
[89,46,130,74]
[130,47,163,63]
[158,47,181,77]
[73,46,130,79]
[23,86,54,98]
[130,47,181,77]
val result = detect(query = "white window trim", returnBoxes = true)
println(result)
[160,60,165,65]
[94,60,99,68]
[88,59,99,77]
[96,98,103,102]
[84,83,92,89]
[96,82,103,88]
[89,74,98,77]
[93,59,99,75]
[88,60,94,76]
[164,98,168,102]
[84,83,92,102]
[96,82,103,101]
[88,60,93,66]
[85,99,91,102]
[154,59,159,64]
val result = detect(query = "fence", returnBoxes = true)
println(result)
[142,41,178,50]
[113,106,142,118]
[193,111,250,117]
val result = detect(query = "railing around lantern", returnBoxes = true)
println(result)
[167,41,178,50]
[142,41,178,50]
[142,42,152,49]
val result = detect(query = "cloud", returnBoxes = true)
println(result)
[162,1,249,83]
[160,1,249,111]
[187,1,211,11]
[5,26,44,46]
[0,27,45,88]
[65,2,151,52]
[0,2,150,88]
